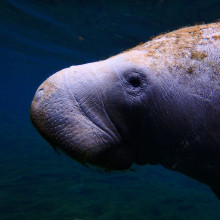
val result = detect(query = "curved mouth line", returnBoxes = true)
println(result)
[64,69,119,147]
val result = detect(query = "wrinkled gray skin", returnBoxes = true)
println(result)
[31,23,220,199]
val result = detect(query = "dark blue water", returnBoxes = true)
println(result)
[1,0,220,219]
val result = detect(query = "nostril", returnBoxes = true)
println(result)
[35,88,44,102]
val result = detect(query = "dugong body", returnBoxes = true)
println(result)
[31,22,220,198]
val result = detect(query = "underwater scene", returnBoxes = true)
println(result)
[1,0,220,219]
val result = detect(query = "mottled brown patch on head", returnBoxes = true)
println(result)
[213,35,220,40]
[137,22,218,48]
[191,51,208,60]
[122,22,220,76]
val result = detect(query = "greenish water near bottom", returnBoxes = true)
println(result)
[0,0,220,219]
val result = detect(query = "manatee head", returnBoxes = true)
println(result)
[31,22,220,198]
[30,51,159,170]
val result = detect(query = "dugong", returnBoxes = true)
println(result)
[31,22,220,198]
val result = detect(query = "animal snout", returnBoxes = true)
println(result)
[35,88,44,102]
[30,70,67,127]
